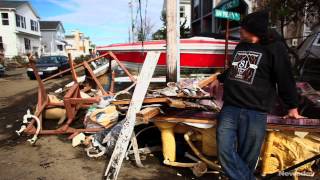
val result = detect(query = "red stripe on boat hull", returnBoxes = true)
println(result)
[100,51,231,68]
[96,39,238,49]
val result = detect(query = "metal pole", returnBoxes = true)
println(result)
[166,0,179,82]
[224,19,229,69]
[128,28,131,43]
[108,58,112,91]
[129,0,134,43]
[176,0,180,81]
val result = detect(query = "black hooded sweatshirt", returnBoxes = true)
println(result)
[217,40,298,112]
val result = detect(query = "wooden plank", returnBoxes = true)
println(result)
[177,73,220,97]
[136,107,161,123]
[197,72,220,88]
[111,97,169,105]
[104,51,161,179]
[152,116,216,125]
[111,96,212,106]
[167,98,186,108]
[266,125,320,132]
[267,115,320,126]
[115,76,166,83]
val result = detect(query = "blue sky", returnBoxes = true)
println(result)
[29,0,164,46]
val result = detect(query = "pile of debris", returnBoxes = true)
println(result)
[15,52,320,179]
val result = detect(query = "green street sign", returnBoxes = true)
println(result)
[221,0,239,10]
[214,9,240,21]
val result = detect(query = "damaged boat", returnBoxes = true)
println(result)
[96,37,238,74]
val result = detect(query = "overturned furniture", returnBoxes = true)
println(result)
[16,51,136,143]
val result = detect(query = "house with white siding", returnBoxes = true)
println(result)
[40,21,67,56]
[163,0,192,29]
[0,1,41,58]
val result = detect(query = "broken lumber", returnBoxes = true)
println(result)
[153,116,215,125]
[177,72,220,97]
[197,72,220,88]
[104,51,161,179]
[111,97,169,105]
[136,107,161,123]
[167,98,209,110]
[111,95,213,106]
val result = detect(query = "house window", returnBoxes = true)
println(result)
[20,16,26,28]
[180,6,185,18]
[16,14,26,28]
[0,37,3,50]
[24,38,31,50]
[193,0,200,20]
[22,16,26,28]
[16,14,20,27]
[57,45,63,51]
[30,20,38,31]
[1,13,9,25]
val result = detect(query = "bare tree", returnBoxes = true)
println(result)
[259,0,319,37]
[257,0,320,69]
[152,10,191,40]
[135,18,155,41]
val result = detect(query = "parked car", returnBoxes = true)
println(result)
[296,25,320,89]
[27,56,70,80]
[0,64,5,77]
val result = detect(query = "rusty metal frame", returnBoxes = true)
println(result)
[23,52,136,138]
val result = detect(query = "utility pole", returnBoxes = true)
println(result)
[166,0,180,82]
[129,1,134,43]
[128,28,131,43]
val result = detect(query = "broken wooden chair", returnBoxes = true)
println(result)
[16,52,136,144]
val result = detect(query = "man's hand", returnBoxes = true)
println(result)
[283,108,306,119]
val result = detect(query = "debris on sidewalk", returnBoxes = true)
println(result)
[14,52,320,179]
[84,104,118,128]
[72,133,86,147]
[85,120,124,158]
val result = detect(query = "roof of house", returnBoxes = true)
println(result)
[0,1,26,8]
[40,21,62,30]
[0,1,40,18]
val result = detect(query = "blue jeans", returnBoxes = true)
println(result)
[217,105,267,180]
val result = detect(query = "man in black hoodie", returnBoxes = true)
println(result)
[215,11,303,180]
